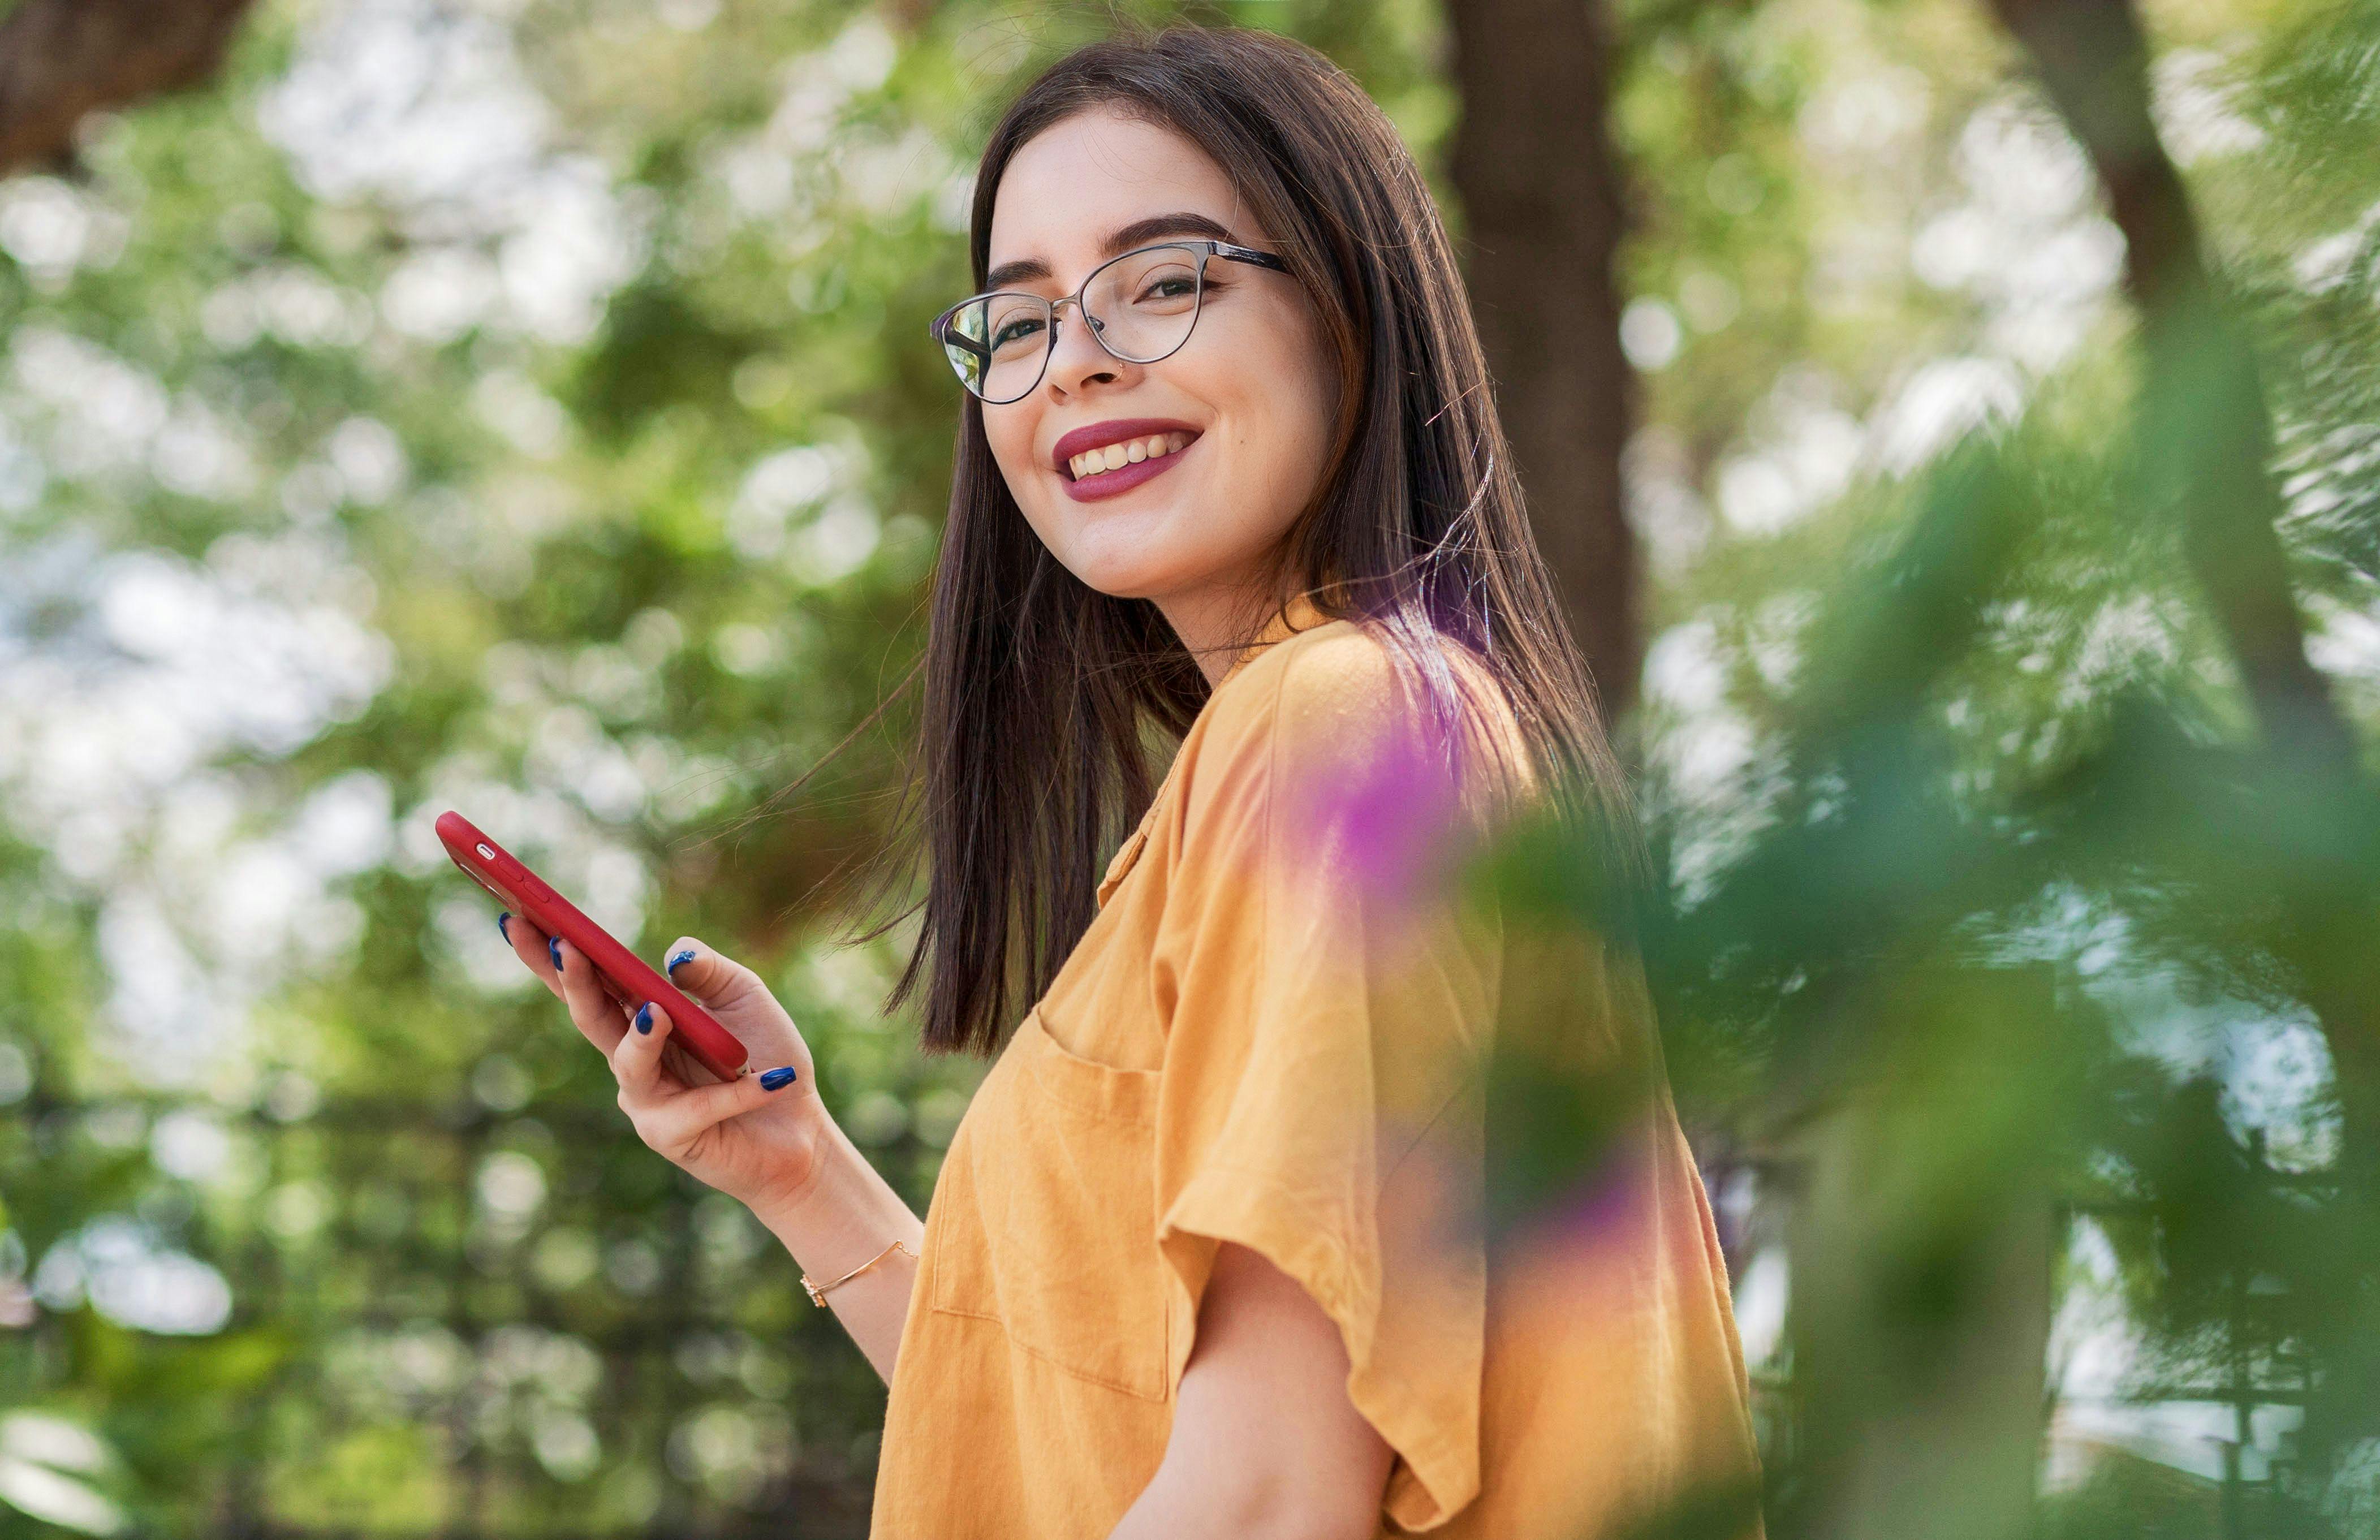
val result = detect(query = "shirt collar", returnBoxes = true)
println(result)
[1096,592,1335,912]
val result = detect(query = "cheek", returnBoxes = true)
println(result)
[983,413,1067,546]
[1221,320,1336,497]
[1289,310,1343,460]
[982,411,1037,488]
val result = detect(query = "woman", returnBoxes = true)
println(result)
[505,24,1762,1539]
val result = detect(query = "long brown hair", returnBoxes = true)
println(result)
[850,23,1636,1056]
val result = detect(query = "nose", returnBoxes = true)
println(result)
[1041,295,1132,398]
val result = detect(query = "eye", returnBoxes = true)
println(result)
[991,315,1045,347]
[1137,275,1198,303]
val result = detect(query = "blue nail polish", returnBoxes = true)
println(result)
[666,948,696,975]
[759,1066,798,1091]
[633,1003,653,1034]
[498,913,511,943]
[548,937,563,970]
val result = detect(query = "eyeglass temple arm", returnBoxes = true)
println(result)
[932,317,994,363]
[1213,240,1290,273]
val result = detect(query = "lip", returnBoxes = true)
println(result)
[1061,435,1197,502]
[1051,417,1202,476]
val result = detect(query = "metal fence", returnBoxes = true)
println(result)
[11,1079,944,1539]
[9,1089,2331,1539]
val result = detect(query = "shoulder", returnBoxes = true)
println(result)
[1180,618,1531,835]
[1217,619,1404,748]
[1183,620,1409,787]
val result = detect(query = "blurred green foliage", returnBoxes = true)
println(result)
[1488,1,2380,1535]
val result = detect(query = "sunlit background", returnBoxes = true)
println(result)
[3,0,2377,1534]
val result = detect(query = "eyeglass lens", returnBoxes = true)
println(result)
[939,245,1204,403]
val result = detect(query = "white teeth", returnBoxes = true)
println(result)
[1070,432,1193,480]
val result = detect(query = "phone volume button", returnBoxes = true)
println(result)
[488,854,545,900]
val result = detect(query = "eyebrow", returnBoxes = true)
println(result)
[984,211,1242,291]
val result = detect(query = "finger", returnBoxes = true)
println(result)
[610,995,676,1110]
[503,912,565,1001]
[633,1062,805,1156]
[553,937,631,1056]
[659,938,773,1014]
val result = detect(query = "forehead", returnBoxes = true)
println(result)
[988,109,1243,268]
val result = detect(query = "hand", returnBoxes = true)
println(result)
[502,915,829,1215]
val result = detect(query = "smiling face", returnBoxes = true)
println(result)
[976,107,1340,649]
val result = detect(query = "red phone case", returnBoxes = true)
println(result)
[436,811,750,1084]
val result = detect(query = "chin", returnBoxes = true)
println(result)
[1057,549,1193,603]
[1043,513,1201,599]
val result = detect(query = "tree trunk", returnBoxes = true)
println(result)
[1446,0,1642,722]
[0,0,259,177]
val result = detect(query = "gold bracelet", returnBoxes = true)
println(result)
[801,1237,914,1308]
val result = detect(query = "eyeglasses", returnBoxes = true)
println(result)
[928,239,1292,404]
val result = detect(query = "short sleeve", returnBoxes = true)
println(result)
[1149,631,1503,1532]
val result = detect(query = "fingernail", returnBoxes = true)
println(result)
[759,1066,798,1091]
[666,948,697,975]
[498,913,511,943]
[549,937,563,970]
[633,1003,653,1034]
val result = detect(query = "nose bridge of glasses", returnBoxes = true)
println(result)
[1043,292,1116,378]
[1049,292,1109,337]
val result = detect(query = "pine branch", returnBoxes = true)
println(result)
[1988,0,2358,774]
[1989,0,2380,1348]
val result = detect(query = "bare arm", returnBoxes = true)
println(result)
[1106,1241,1395,1540]
[745,1110,924,1382]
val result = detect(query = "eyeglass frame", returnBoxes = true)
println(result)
[926,238,1293,404]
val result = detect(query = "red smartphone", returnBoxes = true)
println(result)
[436,810,750,1085]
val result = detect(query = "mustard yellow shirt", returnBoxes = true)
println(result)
[870,596,1764,1537]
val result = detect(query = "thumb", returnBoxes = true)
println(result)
[662,938,774,1015]
[640,1063,806,1153]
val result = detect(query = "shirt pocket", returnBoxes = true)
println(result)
[930,1007,1171,1401]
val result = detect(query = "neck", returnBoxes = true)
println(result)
[1153,571,1298,688]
